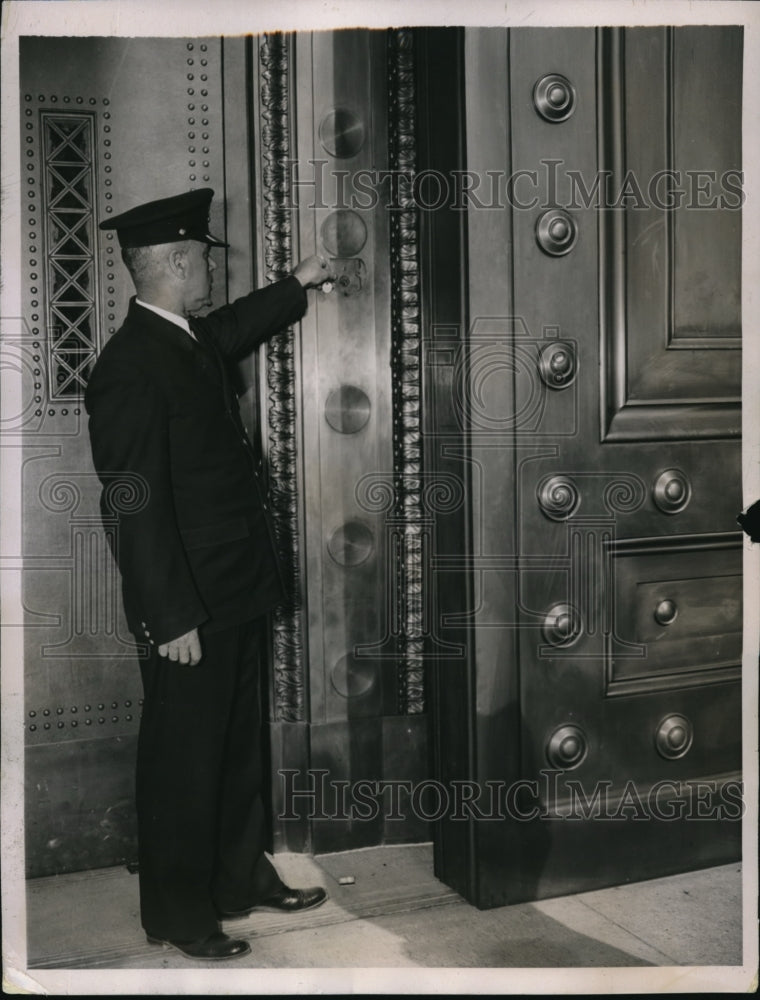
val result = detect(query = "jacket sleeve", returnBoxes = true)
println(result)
[199,275,308,361]
[86,362,209,645]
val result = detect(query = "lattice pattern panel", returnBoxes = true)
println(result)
[40,111,99,399]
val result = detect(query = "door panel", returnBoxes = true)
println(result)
[429,26,742,906]
[252,30,431,852]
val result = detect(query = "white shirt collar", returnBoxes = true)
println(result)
[136,298,196,340]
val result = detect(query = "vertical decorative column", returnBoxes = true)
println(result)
[259,33,304,722]
[387,29,425,714]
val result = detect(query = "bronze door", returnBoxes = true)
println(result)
[426,26,743,905]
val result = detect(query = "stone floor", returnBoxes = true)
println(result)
[11,843,756,994]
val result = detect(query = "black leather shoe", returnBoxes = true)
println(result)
[259,885,328,912]
[219,885,328,918]
[146,930,251,960]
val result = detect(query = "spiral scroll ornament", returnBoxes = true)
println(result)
[39,475,83,515]
[260,33,304,722]
[102,473,150,516]
[602,473,646,515]
[537,474,581,520]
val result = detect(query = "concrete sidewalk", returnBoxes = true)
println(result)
[21,843,750,990]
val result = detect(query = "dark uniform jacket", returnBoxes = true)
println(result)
[85,276,307,647]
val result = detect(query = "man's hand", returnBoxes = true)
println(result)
[158,628,202,665]
[292,254,336,289]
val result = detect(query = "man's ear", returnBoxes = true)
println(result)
[167,247,187,280]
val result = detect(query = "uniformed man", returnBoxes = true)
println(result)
[86,188,334,961]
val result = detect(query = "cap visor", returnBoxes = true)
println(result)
[205,231,229,248]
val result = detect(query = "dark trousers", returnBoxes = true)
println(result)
[136,618,284,941]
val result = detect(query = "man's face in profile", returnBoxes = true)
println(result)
[184,240,216,313]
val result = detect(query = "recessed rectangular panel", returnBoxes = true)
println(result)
[609,536,741,691]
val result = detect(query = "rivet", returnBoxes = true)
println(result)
[188,103,195,111]
[44,722,50,729]
[126,714,133,721]
[104,139,111,147]
[108,314,115,321]
[200,75,207,82]
[74,408,81,415]
[89,97,96,105]
[85,719,92,725]
[98,703,104,710]
[187,42,194,50]
[29,710,36,718]
[187,88,195,96]
[71,720,78,727]
[25,108,32,115]
[111,716,118,723]
[76,96,83,103]
[30,725,37,732]
[104,125,111,133]
[61,409,68,415]
[104,112,111,119]
[187,74,195,81]
[71,706,77,713]
[38,95,45,102]
[189,174,196,181]
[56,707,63,714]
[25,94,31,101]
[103,98,110,105]
[35,409,42,417]
[98,718,105,724]
[63,96,70,103]
[48,409,55,416]
[57,721,64,728]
